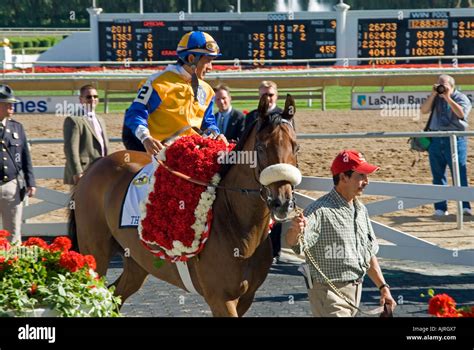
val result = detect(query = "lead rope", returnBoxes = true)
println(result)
[298,224,384,316]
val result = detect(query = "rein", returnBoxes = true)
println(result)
[155,158,261,195]
[157,125,261,194]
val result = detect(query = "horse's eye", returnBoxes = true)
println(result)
[256,144,265,152]
[294,144,300,154]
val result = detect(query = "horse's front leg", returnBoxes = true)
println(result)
[208,298,239,317]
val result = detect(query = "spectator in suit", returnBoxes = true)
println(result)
[244,80,282,131]
[214,84,245,142]
[63,85,109,185]
[0,84,36,243]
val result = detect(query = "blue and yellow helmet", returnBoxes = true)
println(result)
[177,31,221,63]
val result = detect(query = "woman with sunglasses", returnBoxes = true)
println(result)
[123,31,227,154]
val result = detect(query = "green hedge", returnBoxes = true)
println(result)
[9,36,62,49]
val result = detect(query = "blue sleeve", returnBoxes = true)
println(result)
[124,84,161,134]
[458,94,472,120]
[200,97,220,134]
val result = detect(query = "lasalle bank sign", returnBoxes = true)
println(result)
[352,91,474,110]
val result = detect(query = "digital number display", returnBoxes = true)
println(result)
[99,19,337,65]
[358,12,474,65]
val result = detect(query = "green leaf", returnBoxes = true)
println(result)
[58,285,66,297]
[428,289,435,297]
[153,258,165,269]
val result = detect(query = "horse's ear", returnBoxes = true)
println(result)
[257,93,270,119]
[282,94,296,120]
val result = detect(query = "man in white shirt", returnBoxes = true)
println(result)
[63,85,109,185]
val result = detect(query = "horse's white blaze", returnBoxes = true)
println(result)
[259,163,302,186]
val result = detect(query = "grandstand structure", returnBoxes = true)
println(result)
[1,5,474,109]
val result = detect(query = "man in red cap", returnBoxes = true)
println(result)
[286,150,396,317]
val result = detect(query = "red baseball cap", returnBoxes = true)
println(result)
[330,150,379,176]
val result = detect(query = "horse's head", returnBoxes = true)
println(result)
[255,93,301,222]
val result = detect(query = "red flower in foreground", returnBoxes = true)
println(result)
[84,255,97,271]
[0,230,11,251]
[0,239,10,251]
[49,236,72,252]
[428,293,474,317]
[23,237,49,249]
[28,283,37,295]
[428,294,457,317]
[59,251,86,272]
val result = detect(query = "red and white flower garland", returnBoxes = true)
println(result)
[138,135,234,262]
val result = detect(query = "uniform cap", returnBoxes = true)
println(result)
[0,84,20,103]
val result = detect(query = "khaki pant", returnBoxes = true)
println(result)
[0,179,23,243]
[307,280,362,317]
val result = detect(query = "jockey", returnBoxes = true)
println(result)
[123,31,227,155]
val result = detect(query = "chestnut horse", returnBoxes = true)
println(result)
[69,94,300,316]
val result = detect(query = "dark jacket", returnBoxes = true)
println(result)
[0,118,36,187]
[218,108,246,142]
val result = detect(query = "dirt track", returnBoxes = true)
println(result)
[16,109,474,249]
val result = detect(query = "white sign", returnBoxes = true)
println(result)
[14,96,79,114]
[352,91,474,110]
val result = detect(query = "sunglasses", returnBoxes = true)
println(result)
[84,95,99,100]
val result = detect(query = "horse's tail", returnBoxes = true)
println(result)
[68,187,79,252]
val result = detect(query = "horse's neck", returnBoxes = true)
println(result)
[214,134,270,258]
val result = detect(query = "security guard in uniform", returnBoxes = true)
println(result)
[123,31,227,154]
[0,85,36,243]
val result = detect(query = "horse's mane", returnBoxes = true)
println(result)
[219,112,294,178]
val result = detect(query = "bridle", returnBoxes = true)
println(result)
[254,117,298,212]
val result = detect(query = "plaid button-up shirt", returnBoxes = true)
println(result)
[292,188,379,283]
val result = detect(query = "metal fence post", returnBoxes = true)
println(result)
[450,134,463,230]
